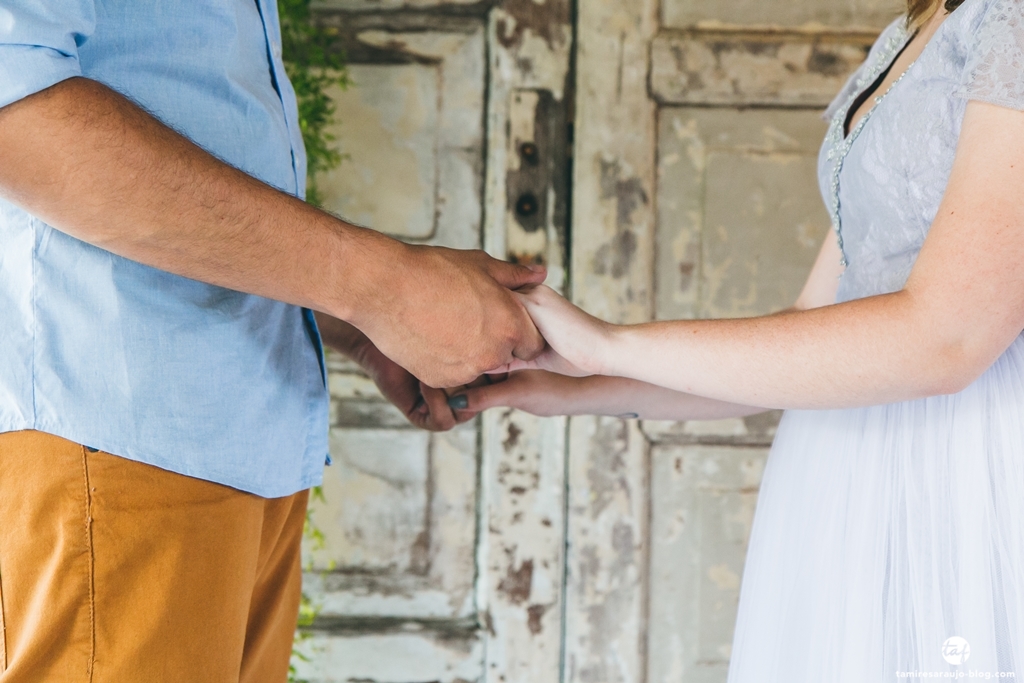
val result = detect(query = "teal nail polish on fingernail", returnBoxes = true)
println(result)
[448,395,469,410]
[618,412,639,420]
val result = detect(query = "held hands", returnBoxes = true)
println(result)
[447,286,621,419]
[484,285,615,378]
[348,244,548,389]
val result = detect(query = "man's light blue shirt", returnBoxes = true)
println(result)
[0,0,330,497]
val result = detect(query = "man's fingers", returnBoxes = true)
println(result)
[510,301,546,361]
[420,382,457,431]
[487,258,547,291]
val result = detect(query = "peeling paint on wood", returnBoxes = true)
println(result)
[661,0,902,31]
[565,1,658,681]
[480,3,573,679]
[565,417,650,683]
[655,107,831,322]
[293,630,484,683]
[479,409,568,682]
[647,445,767,683]
[572,0,658,325]
[650,31,873,107]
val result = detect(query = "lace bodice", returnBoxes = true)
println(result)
[817,0,1024,304]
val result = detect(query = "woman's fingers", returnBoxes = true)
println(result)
[448,379,511,414]
[486,357,536,374]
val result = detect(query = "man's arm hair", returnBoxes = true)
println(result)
[0,77,389,321]
[0,77,546,387]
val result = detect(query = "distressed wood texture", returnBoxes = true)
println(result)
[567,1,658,682]
[662,0,902,30]
[293,628,484,683]
[316,20,487,249]
[655,107,832,322]
[480,1,574,681]
[647,446,768,683]
[299,13,490,682]
[650,31,874,107]
[315,0,490,11]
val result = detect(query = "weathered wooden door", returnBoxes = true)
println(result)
[566,2,899,682]
[295,1,896,682]
[295,2,575,681]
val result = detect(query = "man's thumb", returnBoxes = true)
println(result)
[489,259,546,290]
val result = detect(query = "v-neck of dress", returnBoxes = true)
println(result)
[839,25,917,144]
[843,30,918,138]
[824,17,940,267]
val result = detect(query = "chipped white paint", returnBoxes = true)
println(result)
[320,28,487,250]
[293,631,484,683]
[564,418,650,683]
[319,64,440,239]
[662,0,902,31]
[572,0,658,324]
[651,32,874,107]
[647,446,767,683]
[308,429,430,573]
[564,1,657,682]
[315,0,481,9]
[479,410,569,682]
[480,3,574,681]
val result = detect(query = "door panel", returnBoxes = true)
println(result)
[296,9,489,682]
[663,0,900,29]
[571,1,900,682]
[655,107,831,321]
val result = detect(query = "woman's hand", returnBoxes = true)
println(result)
[448,370,604,418]
[488,285,617,377]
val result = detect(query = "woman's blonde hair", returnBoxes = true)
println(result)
[907,0,966,27]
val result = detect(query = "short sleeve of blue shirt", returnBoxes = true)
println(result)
[0,1,96,110]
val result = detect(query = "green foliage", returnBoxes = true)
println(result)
[279,0,350,207]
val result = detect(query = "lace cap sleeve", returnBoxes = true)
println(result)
[958,0,1024,110]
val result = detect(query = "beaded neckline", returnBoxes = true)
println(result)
[825,21,915,267]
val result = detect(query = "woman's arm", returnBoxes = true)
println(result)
[452,371,768,420]
[500,101,1024,410]
[452,230,844,420]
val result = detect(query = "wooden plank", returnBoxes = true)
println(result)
[480,1,574,681]
[294,629,484,683]
[567,0,659,681]
[650,31,873,108]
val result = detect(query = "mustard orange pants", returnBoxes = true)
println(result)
[0,431,308,683]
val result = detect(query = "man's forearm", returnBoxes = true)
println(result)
[0,77,389,321]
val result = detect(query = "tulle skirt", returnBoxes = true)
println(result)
[727,334,1024,682]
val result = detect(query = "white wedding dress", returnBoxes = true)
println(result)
[727,1,1024,679]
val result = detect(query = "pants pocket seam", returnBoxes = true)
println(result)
[1,557,7,672]
[81,447,96,683]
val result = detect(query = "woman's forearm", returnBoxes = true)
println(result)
[480,372,769,420]
[575,375,769,420]
[604,291,970,410]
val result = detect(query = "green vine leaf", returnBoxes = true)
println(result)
[280,0,350,207]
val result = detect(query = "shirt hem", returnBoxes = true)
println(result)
[0,419,324,499]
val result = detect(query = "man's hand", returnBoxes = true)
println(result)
[345,244,547,388]
[316,313,478,431]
